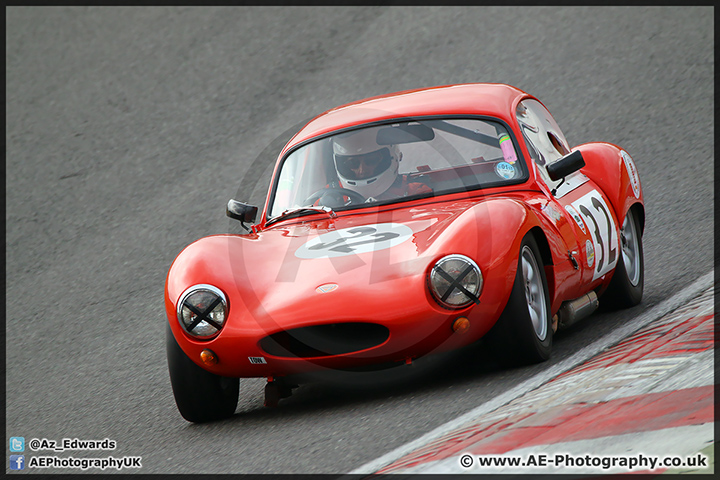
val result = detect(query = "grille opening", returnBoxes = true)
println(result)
[259,322,389,358]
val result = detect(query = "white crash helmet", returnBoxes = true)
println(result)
[332,127,401,198]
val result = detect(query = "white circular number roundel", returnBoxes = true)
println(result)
[295,223,413,259]
[571,190,619,280]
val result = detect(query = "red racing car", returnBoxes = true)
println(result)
[165,83,644,422]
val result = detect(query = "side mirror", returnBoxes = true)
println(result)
[226,199,258,224]
[547,150,585,181]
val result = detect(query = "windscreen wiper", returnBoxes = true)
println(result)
[265,206,336,226]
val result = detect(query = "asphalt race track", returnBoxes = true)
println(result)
[6,6,713,474]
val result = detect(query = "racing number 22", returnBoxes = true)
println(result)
[295,223,414,259]
[308,226,400,254]
[571,190,619,280]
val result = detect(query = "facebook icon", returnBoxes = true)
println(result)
[10,455,25,470]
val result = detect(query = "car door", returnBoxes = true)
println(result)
[516,99,619,297]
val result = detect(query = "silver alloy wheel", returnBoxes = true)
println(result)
[620,210,641,286]
[521,245,547,341]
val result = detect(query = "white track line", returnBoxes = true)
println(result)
[349,270,714,475]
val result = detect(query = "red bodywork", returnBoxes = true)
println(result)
[165,83,644,378]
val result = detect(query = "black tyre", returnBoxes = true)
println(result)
[601,207,644,310]
[486,234,552,365]
[166,326,239,423]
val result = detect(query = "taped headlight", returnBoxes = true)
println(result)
[429,254,482,308]
[176,284,227,339]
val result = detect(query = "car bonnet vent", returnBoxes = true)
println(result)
[259,322,389,358]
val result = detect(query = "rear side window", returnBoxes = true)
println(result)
[516,99,571,187]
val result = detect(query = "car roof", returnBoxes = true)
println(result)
[281,83,532,155]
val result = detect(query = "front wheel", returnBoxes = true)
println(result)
[485,234,552,365]
[166,326,239,423]
[601,207,644,309]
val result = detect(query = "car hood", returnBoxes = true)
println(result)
[166,196,529,332]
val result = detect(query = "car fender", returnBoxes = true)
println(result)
[575,142,645,231]
[424,196,564,319]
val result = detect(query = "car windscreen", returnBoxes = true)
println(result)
[269,118,527,218]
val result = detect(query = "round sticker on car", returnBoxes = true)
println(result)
[585,239,595,268]
[495,161,516,179]
[295,223,413,259]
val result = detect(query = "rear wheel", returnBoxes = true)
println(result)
[166,326,239,423]
[486,234,552,365]
[601,207,644,309]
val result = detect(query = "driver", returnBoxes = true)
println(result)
[332,128,432,201]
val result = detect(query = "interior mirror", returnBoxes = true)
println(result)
[547,150,585,181]
[376,123,435,145]
[226,199,258,224]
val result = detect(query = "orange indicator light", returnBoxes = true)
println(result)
[452,317,470,334]
[200,349,218,365]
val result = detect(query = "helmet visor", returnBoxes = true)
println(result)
[335,147,392,180]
